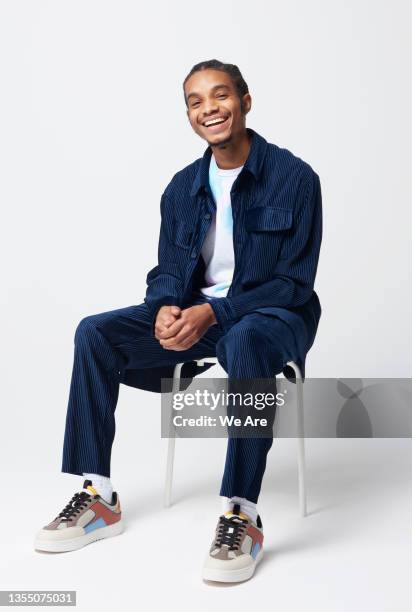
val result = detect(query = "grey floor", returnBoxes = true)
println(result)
[3,434,412,611]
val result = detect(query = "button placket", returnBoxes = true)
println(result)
[182,193,214,291]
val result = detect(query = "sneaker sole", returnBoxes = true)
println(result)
[34,520,124,553]
[202,548,264,583]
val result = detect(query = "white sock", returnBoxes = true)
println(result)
[82,473,114,504]
[221,495,259,523]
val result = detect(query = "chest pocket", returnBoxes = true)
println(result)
[172,219,193,250]
[242,206,293,285]
[245,206,293,232]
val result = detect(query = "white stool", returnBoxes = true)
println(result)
[164,358,307,517]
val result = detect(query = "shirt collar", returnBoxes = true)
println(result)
[189,127,268,197]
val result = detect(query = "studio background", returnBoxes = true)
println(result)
[1,1,411,610]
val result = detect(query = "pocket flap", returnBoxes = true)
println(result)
[245,206,293,232]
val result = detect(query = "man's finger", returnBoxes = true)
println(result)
[160,324,192,347]
[163,331,198,351]
[175,332,198,351]
[158,317,187,339]
[156,310,180,335]
[161,316,177,327]
[155,317,175,337]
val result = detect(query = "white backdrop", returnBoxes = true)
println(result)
[1,0,411,464]
[1,2,411,605]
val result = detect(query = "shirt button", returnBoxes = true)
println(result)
[191,251,197,259]
[204,213,211,220]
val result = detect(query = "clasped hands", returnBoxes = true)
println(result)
[154,303,217,351]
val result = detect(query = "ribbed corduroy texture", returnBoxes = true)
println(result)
[62,127,323,504]
[144,127,322,377]
[62,294,298,503]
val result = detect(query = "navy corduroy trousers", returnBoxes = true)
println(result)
[62,293,298,503]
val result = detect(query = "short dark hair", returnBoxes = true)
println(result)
[183,59,249,110]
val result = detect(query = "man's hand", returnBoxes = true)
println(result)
[155,303,217,351]
[154,305,182,339]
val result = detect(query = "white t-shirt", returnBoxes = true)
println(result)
[199,155,243,299]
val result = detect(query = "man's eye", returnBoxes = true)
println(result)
[217,94,227,99]
[191,101,200,108]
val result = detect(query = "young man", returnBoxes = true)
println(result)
[35,59,322,583]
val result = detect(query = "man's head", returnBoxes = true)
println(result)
[183,59,252,148]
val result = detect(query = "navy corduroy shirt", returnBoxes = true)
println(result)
[144,127,322,375]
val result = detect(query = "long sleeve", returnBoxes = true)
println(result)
[208,170,322,329]
[144,192,184,335]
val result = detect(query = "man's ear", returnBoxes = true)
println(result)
[242,93,252,115]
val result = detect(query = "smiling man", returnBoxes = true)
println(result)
[34,59,322,583]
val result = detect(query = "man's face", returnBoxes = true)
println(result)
[184,69,251,147]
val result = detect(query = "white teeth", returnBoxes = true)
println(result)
[204,117,226,127]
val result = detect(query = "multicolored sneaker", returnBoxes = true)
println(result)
[202,503,264,583]
[34,480,123,552]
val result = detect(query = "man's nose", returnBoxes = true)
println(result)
[203,100,219,115]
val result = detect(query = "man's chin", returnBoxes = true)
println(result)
[206,132,232,148]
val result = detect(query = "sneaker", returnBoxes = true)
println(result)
[34,480,123,552]
[202,503,264,583]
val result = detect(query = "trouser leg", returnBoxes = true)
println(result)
[62,300,222,477]
[216,313,297,504]
[62,315,124,477]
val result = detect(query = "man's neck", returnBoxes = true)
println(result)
[210,129,251,170]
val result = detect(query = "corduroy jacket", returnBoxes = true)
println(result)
[122,127,322,393]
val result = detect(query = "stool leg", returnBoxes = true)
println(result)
[164,363,184,508]
[295,372,307,517]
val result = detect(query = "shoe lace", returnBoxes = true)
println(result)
[57,491,92,522]
[215,515,248,551]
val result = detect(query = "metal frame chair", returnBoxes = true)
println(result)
[164,357,307,517]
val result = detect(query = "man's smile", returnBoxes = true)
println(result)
[201,115,230,133]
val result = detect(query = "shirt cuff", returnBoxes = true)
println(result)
[208,297,237,330]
